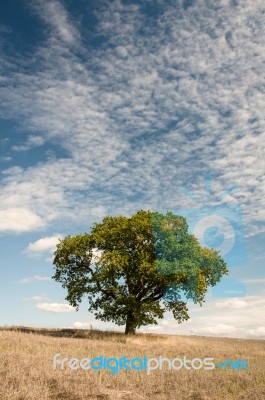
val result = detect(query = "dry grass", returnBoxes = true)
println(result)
[0,326,265,400]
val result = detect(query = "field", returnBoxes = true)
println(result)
[0,326,265,400]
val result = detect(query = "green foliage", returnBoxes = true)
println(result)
[52,210,228,334]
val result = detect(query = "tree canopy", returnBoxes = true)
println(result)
[53,210,228,334]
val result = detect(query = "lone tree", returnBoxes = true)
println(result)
[53,210,228,334]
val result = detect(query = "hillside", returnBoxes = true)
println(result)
[0,326,265,400]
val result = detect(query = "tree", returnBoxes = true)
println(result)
[52,210,228,334]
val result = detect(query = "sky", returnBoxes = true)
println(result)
[0,0,264,339]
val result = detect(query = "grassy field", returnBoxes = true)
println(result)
[0,326,265,400]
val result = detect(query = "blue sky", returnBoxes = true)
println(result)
[0,0,265,338]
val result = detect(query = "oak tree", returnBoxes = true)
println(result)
[53,210,227,334]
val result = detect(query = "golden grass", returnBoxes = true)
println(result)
[0,326,265,400]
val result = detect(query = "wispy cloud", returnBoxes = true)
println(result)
[30,0,80,46]
[242,278,265,284]
[12,135,45,152]
[0,0,264,243]
[0,24,12,34]
[0,156,12,162]
[23,294,49,301]
[17,275,51,284]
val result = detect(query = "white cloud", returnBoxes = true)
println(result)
[142,325,163,333]
[191,324,237,335]
[17,275,51,284]
[139,295,265,339]
[26,235,62,256]
[67,320,121,331]
[72,321,96,329]
[0,208,44,233]
[215,299,248,309]
[246,327,265,338]
[36,302,75,313]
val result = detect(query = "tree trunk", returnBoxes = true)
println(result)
[125,311,136,335]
